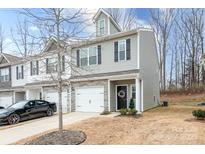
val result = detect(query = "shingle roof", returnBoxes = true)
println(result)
[0,53,22,63]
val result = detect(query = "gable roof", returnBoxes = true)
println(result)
[93,8,122,32]
[0,53,22,63]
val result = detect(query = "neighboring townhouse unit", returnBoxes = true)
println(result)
[0,53,23,108]
[0,38,71,113]
[70,9,160,113]
[0,9,160,113]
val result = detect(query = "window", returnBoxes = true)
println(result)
[47,58,58,73]
[118,40,126,61]
[98,19,105,36]
[131,84,136,99]
[35,100,47,106]
[89,47,97,65]
[31,61,38,76]
[0,68,9,82]
[80,48,88,66]
[16,65,24,80]
[80,47,98,66]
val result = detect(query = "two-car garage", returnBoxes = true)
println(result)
[75,87,104,112]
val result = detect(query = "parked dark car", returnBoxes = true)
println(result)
[0,106,4,109]
[0,100,57,125]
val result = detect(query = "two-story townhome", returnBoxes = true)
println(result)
[69,9,160,113]
[0,38,71,113]
[0,53,23,108]
[0,9,160,114]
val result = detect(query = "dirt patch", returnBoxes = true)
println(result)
[25,130,86,145]
[15,93,205,145]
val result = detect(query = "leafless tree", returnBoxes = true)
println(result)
[0,24,5,53]
[10,18,43,57]
[106,8,138,30]
[175,9,204,88]
[149,8,176,91]
[19,8,89,132]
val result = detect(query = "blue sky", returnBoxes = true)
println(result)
[0,8,150,54]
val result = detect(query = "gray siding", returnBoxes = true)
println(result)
[138,30,160,111]
[71,79,108,112]
[72,34,138,76]
[96,12,108,36]
[110,20,120,34]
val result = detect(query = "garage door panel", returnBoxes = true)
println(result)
[76,87,104,112]
[45,91,68,113]
[0,96,13,108]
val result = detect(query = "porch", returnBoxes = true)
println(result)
[108,77,143,112]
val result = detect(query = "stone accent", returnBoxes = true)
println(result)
[71,79,108,112]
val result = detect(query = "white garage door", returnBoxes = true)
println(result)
[0,96,13,108]
[76,87,104,112]
[45,91,68,113]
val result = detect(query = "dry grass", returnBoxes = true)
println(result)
[15,93,205,145]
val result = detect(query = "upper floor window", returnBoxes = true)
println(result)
[16,65,24,80]
[80,48,88,66]
[98,19,105,36]
[114,39,131,62]
[47,58,58,74]
[30,61,39,76]
[80,47,98,66]
[46,56,65,74]
[118,40,126,61]
[0,68,9,82]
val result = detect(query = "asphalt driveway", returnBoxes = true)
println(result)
[0,112,100,145]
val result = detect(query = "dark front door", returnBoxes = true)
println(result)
[117,85,127,110]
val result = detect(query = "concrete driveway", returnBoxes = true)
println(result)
[0,112,99,145]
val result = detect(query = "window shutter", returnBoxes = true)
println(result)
[46,58,49,74]
[30,61,33,76]
[126,39,131,60]
[36,61,39,75]
[16,66,18,80]
[62,55,65,71]
[77,50,80,67]
[97,45,101,64]
[21,65,24,79]
[9,67,11,81]
[114,41,118,62]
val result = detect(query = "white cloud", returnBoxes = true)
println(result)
[136,18,151,28]
[30,26,39,31]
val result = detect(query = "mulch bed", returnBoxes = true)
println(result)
[25,130,86,145]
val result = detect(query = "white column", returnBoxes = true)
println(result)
[135,78,141,112]
[107,79,111,112]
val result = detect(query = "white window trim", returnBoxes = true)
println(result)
[16,65,24,80]
[80,46,98,67]
[130,84,136,99]
[0,68,9,82]
[31,60,38,76]
[98,19,105,36]
[118,40,127,61]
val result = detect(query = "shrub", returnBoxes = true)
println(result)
[129,108,137,115]
[192,109,205,120]
[129,98,135,109]
[119,108,127,115]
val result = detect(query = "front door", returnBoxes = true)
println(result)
[116,85,127,110]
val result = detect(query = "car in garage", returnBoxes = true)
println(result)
[0,100,57,125]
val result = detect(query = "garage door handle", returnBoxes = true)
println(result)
[100,106,104,107]
[77,105,81,107]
